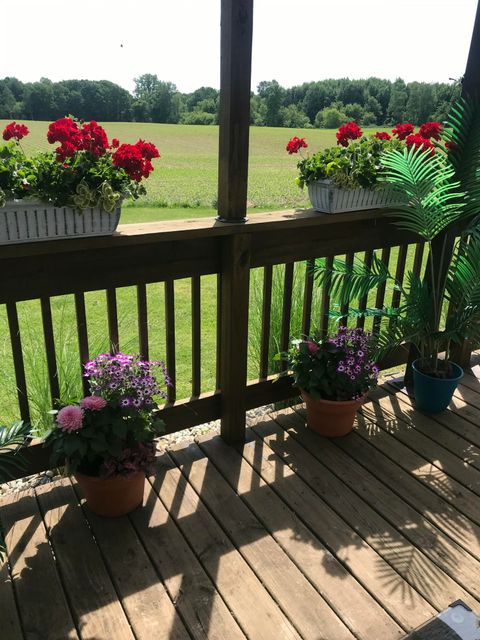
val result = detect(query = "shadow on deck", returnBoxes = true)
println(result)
[2,371,480,640]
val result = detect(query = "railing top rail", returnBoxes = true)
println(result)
[0,208,390,259]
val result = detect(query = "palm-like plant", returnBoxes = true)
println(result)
[0,421,30,561]
[313,96,480,377]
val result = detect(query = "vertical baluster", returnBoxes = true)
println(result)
[106,288,119,354]
[373,247,391,334]
[412,242,425,277]
[191,275,201,398]
[74,292,90,396]
[216,274,222,392]
[301,259,315,337]
[40,297,60,405]
[319,256,334,337]
[164,279,176,404]
[259,265,273,380]
[339,253,354,327]
[137,283,149,360]
[279,263,294,371]
[6,302,30,422]
[357,250,373,330]
[391,244,408,311]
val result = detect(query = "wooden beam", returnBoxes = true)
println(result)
[463,0,480,95]
[217,0,254,223]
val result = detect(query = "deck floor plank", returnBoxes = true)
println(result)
[384,374,480,449]
[0,489,78,640]
[378,379,480,468]
[169,441,355,640]
[129,466,247,640]
[35,478,135,640]
[70,478,190,640]
[281,407,480,606]
[197,430,407,639]
[341,419,480,561]
[255,411,477,612]
[0,558,23,640]
[150,451,300,640]
[2,377,480,640]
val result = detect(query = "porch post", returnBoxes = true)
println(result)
[217,0,254,443]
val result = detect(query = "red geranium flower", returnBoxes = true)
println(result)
[392,123,414,141]
[112,143,156,181]
[336,122,363,147]
[47,117,81,147]
[286,136,308,154]
[135,139,160,160]
[419,121,442,140]
[111,138,120,149]
[373,131,391,141]
[79,121,109,157]
[55,141,77,162]
[2,121,29,141]
[405,134,435,154]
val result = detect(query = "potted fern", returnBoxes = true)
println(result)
[312,97,480,412]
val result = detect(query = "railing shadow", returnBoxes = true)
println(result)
[2,381,480,639]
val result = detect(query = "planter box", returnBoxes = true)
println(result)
[308,180,401,214]
[0,201,121,245]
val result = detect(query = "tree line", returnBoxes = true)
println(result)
[0,74,460,127]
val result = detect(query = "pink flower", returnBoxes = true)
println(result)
[57,405,83,432]
[80,395,107,411]
[306,340,319,355]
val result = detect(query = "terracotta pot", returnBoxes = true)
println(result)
[75,470,145,517]
[301,390,364,437]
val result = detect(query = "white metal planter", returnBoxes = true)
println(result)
[0,201,121,245]
[308,180,401,214]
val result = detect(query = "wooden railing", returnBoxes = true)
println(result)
[0,207,465,477]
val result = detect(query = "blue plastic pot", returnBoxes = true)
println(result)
[412,359,464,413]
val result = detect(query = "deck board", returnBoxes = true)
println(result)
[1,379,480,639]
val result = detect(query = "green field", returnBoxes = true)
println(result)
[0,121,401,433]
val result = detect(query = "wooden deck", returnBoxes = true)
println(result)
[2,371,480,640]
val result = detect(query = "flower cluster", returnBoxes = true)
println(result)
[0,117,160,211]
[336,122,363,147]
[288,118,447,190]
[44,351,168,477]
[84,352,169,409]
[112,141,160,182]
[328,326,379,394]
[281,327,378,401]
[2,122,29,141]
[391,123,414,140]
[286,136,308,154]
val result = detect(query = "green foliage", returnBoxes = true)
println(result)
[311,97,480,375]
[315,107,347,129]
[279,330,378,401]
[0,141,36,203]
[380,146,466,240]
[296,136,405,189]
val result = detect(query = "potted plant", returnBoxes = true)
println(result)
[279,327,379,436]
[286,120,444,213]
[0,117,160,244]
[44,352,170,517]
[312,97,480,412]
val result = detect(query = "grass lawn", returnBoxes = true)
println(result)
[0,120,407,432]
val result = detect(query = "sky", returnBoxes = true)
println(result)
[2,0,478,94]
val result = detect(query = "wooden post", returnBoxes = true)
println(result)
[219,234,251,443]
[216,0,254,223]
[463,0,480,95]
